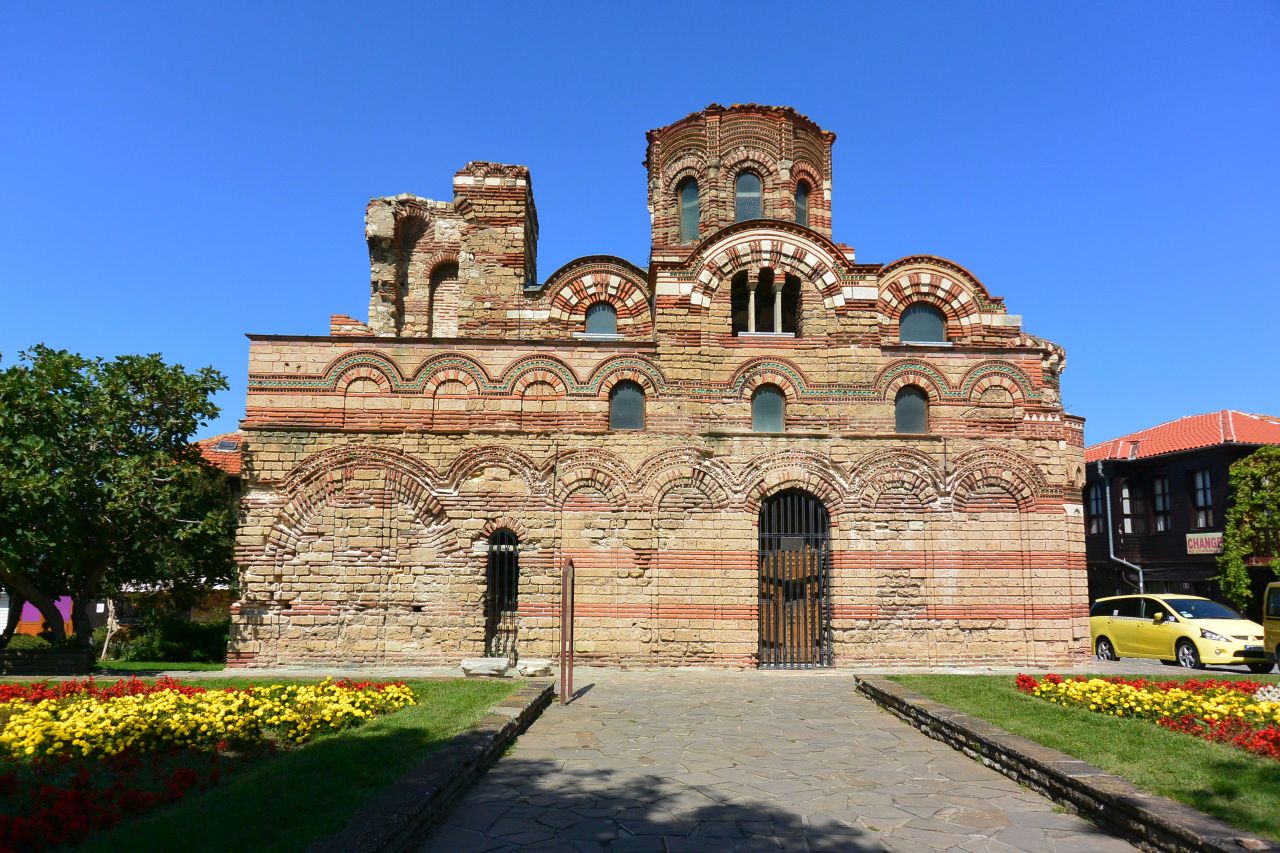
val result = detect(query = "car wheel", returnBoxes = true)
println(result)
[1176,640,1203,669]
[1095,636,1118,661]
[1247,662,1274,674]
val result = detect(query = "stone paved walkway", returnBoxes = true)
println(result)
[420,670,1135,852]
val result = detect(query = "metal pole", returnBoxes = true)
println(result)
[560,558,574,705]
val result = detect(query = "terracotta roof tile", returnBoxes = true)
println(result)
[197,431,243,477]
[1085,411,1280,463]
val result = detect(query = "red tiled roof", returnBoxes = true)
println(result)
[197,431,243,477]
[1085,411,1280,463]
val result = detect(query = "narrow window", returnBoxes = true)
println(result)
[609,381,645,430]
[795,180,810,227]
[731,272,750,336]
[428,262,459,337]
[678,178,700,242]
[1191,470,1214,528]
[1085,483,1105,534]
[899,302,947,343]
[584,302,617,335]
[781,275,800,335]
[1152,476,1171,532]
[754,269,775,333]
[735,171,762,222]
[751,384,785,433]
[1120,482,1148,535]
[894,386,928,434]
[484,529,519,657]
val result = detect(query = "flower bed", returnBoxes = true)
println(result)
[0,677,416,851]
[1017,673,1280,761]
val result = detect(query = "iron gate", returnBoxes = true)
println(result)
[485,529,519,660]
[758,489,832,668]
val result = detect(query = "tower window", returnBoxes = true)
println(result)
[735,171,762,222]
[899,303,947,343]
[428,262,459,337]
[752,384,785,433]
[584,302,617,335]
[894,386,928,434]
[609,381,645,430]
[795,181,810,227]
[678,178,700,243]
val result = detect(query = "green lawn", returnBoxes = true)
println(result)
[890,673,1280,840]
[94,660,227,672]
[76,678,517,852]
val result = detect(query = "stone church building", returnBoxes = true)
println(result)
[228,104,1089,669]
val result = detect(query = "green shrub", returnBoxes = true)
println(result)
[117,617,229,663]
[4,634,53,651]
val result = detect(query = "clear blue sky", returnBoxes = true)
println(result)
[2,2,1277,444]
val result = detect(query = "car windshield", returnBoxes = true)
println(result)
[1163,598,1243,621]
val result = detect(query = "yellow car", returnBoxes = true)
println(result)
[1265,582,1280,665]
[1090,594,1274,673]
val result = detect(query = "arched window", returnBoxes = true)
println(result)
[895,386,929,434]
[752,384,785,433]
[609,381,645,430]
[678,178,700,242]
[899,302,947,343]
[735,171,762,222]
[795,181,810,227]
[584,301,617,335]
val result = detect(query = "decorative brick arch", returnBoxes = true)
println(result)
[553,450,633,508]
[728,357,809,401]
[661,153,709,195]
[741,451,847,516]
[947,447,1048,513]
[639,450,733,512]
[875,360,950,402]
[959,362,1035,404]
[847,449,943,511]
[265,445,445,558]
[444,445,544,496]
[496,355,580,396]
[687,226,846,312]
[321,351,406,393]
[586,356,666,396]
[479,516,531,541]
[542,257,653,339]
[790,160,823,195]
[412,354,489,396]
[879,257,1007,344]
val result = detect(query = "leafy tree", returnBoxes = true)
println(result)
[0,346,233,648]
[1218,446,1280,608]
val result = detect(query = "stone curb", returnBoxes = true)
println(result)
[310,680,555,853]
[854,677,1277,853]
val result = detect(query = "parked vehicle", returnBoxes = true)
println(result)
[1090,594,1273,672]
[1265,582,1280,667]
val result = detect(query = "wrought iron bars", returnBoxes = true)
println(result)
[758,489,832,669]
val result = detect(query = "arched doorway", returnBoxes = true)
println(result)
[758,489,831,668]
[485,529,519,658]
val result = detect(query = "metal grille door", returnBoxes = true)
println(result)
[758,490,832,668]
[485,529,519,660]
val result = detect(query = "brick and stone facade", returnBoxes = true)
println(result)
[228,104,1090,668]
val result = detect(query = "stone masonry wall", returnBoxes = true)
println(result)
[228,104,1089,668]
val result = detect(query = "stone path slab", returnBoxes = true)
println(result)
[419,670,1134,852]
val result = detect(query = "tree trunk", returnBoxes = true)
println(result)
[71,566,108,648]
[0,570,66,642]
[1,590,25,649]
